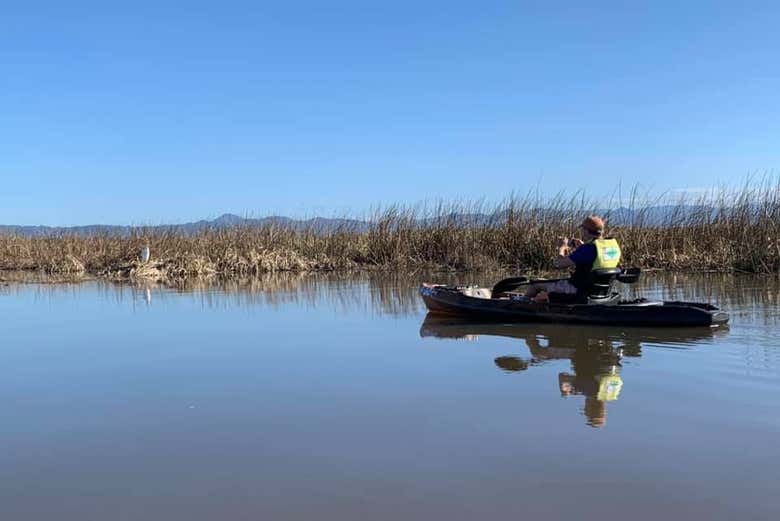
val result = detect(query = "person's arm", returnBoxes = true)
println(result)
[554,237,575,268]
[562,242,596,270]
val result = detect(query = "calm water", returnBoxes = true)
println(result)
[0,273,778,520]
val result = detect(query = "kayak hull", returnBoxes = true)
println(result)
[420,284,729,327]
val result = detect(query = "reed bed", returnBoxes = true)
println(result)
[1,185,779,281]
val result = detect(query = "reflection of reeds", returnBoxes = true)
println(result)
[2,184,780,279]
[5,270,777,324]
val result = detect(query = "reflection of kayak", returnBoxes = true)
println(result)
[420,284,729,327]
[419,315,727,345]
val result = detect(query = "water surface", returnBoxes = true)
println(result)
[0,273,778,520]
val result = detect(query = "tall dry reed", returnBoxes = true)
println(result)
[1,184,779,280]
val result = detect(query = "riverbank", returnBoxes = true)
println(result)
[2,192,779,281]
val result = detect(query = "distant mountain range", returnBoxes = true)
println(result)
[0,206,720,237]
[0,214,370,237]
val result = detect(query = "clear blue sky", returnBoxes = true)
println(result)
[2,1,778,225]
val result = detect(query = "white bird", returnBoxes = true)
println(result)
[140,245,150,263]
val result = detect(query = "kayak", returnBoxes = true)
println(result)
[419,283,729,327]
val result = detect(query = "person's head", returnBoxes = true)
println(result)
[579,215,605,241]
[584,396,607,428]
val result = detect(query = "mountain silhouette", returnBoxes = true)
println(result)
[0,206,720,237]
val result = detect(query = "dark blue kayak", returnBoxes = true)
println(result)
[420,283,729,327]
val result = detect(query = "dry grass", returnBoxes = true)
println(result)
[1,184,779,280]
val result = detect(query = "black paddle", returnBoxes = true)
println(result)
[494,356,530,372]
[491,276,569,296]
[492,267,642,296]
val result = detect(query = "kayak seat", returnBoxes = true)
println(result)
[547,269,623,305]
[583,268,622,304]
[587,292,621,305]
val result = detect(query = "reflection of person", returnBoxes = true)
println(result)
[557,347,623,428]
[525,215,621,301]
[494,329,625,428]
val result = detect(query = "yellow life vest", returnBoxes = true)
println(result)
[596,372,623,402]
[591,238,621,270]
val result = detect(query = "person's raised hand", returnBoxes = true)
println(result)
[556,237,569,248]
[569,238,584,248]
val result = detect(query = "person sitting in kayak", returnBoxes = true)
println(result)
[525,215,621,301]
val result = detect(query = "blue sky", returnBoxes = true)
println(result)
[2,1,778,225]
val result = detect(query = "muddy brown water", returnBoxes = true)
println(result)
[0,273,778,520]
